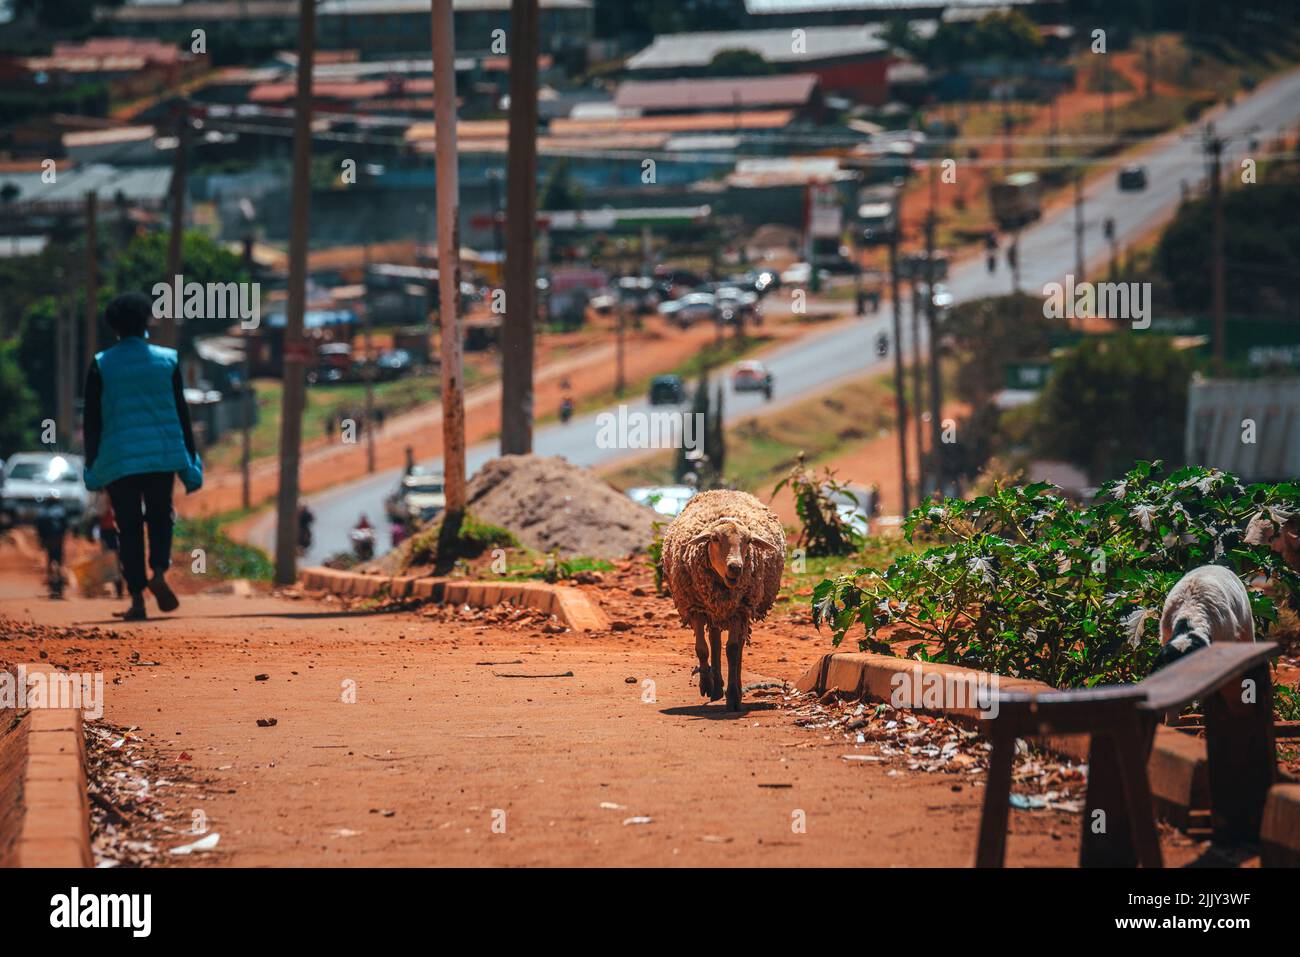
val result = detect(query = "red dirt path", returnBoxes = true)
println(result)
[0,542,1217,868]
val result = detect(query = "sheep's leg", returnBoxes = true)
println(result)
[725,621,746,711]
[694,619,713,699]
[708,625,724,702]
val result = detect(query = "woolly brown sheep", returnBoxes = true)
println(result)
[660,489,785,710]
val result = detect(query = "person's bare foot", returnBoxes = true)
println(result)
[147,573,179,613]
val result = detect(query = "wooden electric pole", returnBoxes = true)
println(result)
[925,165,943,499]
[500,0,539,454]
[83,191,98,382]
[163,100,190,349]
[910,278,925,498]
[272,0,316,585]
[888,226,911,517]
[1206,126,1226,375]
[433,0,466,522]
[1074,168,1085,286]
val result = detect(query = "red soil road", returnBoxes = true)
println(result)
[0,551,1211,867]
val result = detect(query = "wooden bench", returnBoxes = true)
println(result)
[976,642,1280,867]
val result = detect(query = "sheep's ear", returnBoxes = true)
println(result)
[749,533,781,552]
[687,529,717,548]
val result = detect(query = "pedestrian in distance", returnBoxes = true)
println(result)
[83,292,204,622]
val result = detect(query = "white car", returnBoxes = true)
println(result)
[2,453,93,525]
[627,485,696,517]
[659,292,716,328]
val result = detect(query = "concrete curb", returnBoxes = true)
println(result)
[1,665,92,868]
[1261,784,1300,867]
[796,652,1209,825]
[300,567,610,632]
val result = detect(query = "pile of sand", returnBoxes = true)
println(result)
[463,454,656,559]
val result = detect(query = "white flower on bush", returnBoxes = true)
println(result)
[1131,504,1157,532]
[1122,607,1158,648]
[967,556,995,584]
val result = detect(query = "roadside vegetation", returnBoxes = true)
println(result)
[810,462,1300,689]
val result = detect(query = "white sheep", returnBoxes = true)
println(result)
[660,489,785,710]
[1155,564,1254,669]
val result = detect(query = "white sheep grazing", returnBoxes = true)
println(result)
[1155,564,1254,670]
[660,489,785,711]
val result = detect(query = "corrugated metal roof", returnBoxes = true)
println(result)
[744,0,1037,12]
[1,163,172,205]
[550,109,796,136]
[626,25,891,70]
[111,0,589,20]
[1186,378,1300,482]
[614,74,818,112]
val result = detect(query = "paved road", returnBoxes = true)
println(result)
[256,68,1300,564]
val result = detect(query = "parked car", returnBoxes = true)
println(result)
[626,485,696,517]
[1118,165,1148,191]
[374,348,413,381]
[384,468,446,524]
[649,374,687,406]
[731,360,773,395]
[616,276,659,313]
[1,453,93,526]
[825,483,875,537]
[659,292,716,328]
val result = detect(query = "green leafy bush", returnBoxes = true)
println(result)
[173,517,273,581]
[403,512,517,570]
[811,462,1299,688]
[772,458,863,558]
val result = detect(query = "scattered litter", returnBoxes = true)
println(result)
[491,671,574,678]
[475,660,523,666]
[169,832,221,856]
[254,674,269,681]
[841,754,885,762]
[622,816,653,826]
[256,718,278,727]
[599,802,626,810]
[757,782,793,788]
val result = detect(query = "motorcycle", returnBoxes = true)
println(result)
[559,396,574,424]
[350,527,376,562]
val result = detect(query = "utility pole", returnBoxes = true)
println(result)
[433,0,466,524]
[888,224,910,517]
[501,0,539,454]
[83,191,98,384]
[163,100,190,349]
[58,303,76,449]
[362,236,375,474]
[925,165,943,499]
[910,277,925,498]
[272,0,316,585]
[240,221,256,512]
[1206,125,1226,375]
[615,304,627,396]
[1073,168,1085,286]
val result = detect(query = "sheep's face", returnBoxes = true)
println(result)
[689,518,779,589]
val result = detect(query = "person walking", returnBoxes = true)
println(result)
[83,292,203,621]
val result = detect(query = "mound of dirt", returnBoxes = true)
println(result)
[464,454,656,559]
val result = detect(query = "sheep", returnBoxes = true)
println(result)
[660,489,785,710]
[1155,564,1254,670]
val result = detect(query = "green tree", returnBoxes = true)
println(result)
[1025,336,1193,483]
[540,158,583,212]
[0,338,40,451]
[705,49,774,77]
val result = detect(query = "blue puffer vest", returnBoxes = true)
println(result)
[85,337,202,491]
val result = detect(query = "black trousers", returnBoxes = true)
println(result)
[105,471,175,596]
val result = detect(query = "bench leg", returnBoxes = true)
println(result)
[1116,716,1163,868]
[975,726,1015,867]
[1081,730,1137,867]
[1204,662,1277,842]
